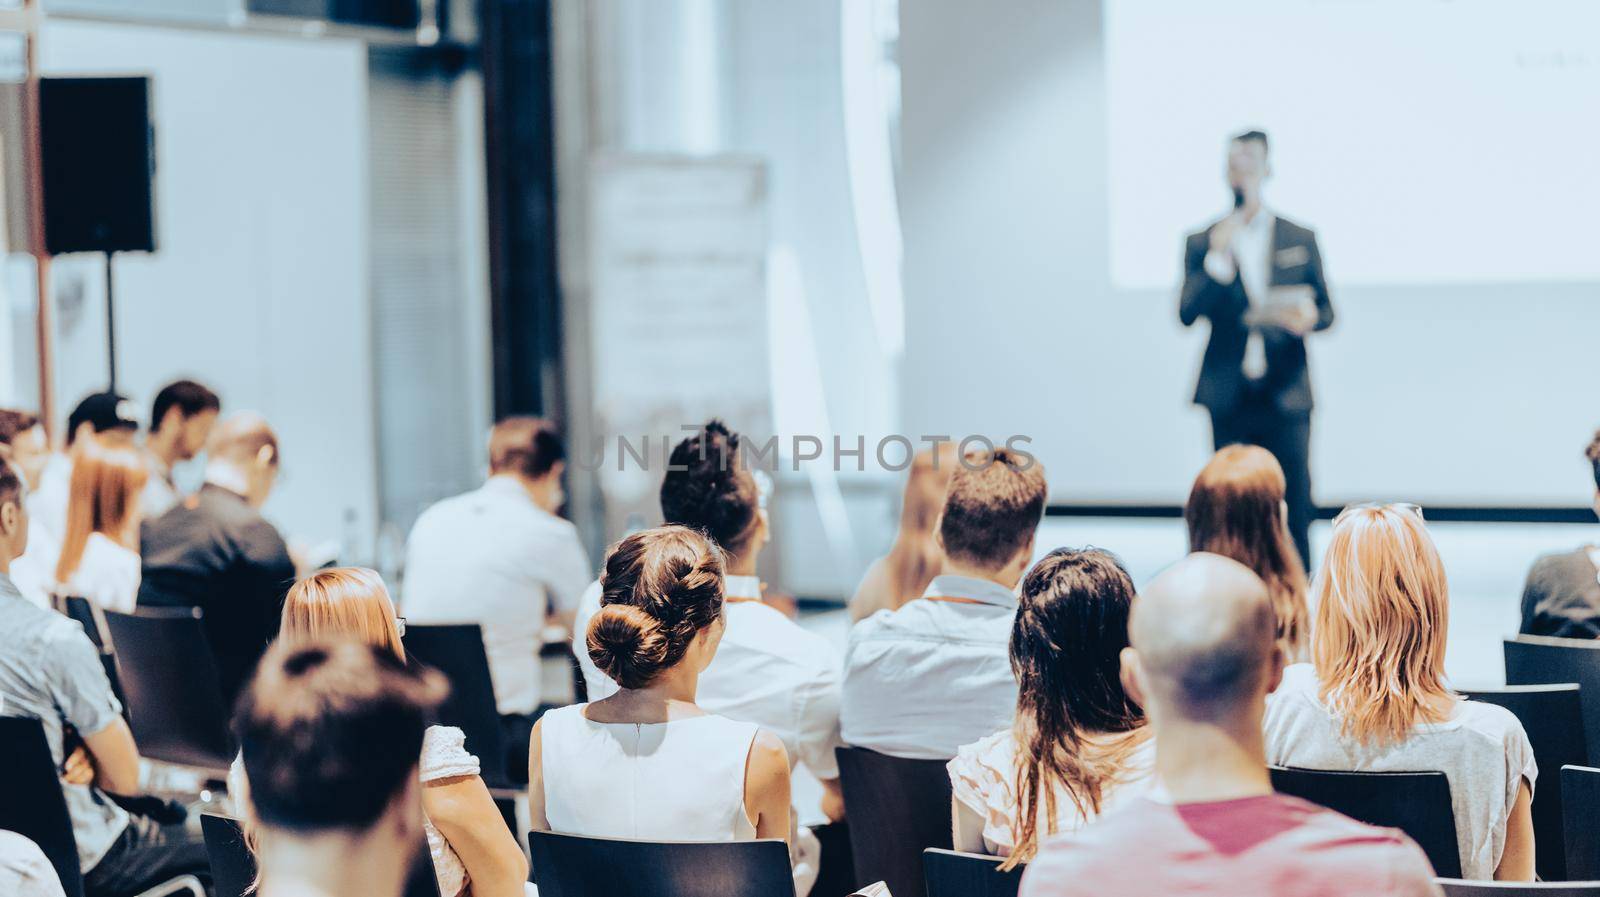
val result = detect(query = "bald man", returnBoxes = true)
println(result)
[1020,553,1441,897]
[139,412,295,705]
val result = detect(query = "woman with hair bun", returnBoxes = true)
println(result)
[531,525,793,852]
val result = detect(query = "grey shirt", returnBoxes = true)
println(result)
[1264,663,1536,880]
[0,831,67,897]
[0,573,129,872]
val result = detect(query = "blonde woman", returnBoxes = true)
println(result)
[231,568,529,897]
[848,446,956,622]
[1263,504,1536,881]
[1185,445,1310,660]
[53,436,148,612]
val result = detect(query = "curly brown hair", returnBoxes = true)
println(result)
[587,525,726,689]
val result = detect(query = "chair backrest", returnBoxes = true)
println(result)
[923,848,1024,897]
[0,717,86,897]
[102,606,234,771]
[401,623,510,788]
[201,813,441,897]
[835,745,954,897]
[527,830,793,897]
[54,595,129,710]
[1505,636,1600,761]
[1461,684,1586,880]
[1437,880,1600,897]
[1268,766,1461,878]
[1562,765,1600,879]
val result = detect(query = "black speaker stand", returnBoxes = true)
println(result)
[104,250,117,393]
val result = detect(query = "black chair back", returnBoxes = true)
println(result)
[527,830,793,897]
[54,595,129,710]
[1506,636,1600,762]
[1438,881,1600,896]
[1461,684,1585,880]
[1562,765,1600,879]
[202,813,441,897]
[102,606,234,771]
[402,623,511,788]
[923,848,1023,897]
[0,717,86,897]
[835,746,953,897]
[200,813,254,897]
[1269,766,1460,878]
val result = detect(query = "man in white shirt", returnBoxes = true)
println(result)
[840,447,1047,760]
[402,416,591,781]
[141,379,220,520]
[1179,129,1334,569]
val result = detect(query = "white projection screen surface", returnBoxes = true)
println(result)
[1105,0,1600,290]
[897,0,1600,510]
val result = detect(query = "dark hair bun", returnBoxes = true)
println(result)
[587,604,670,690]
[659,420,760,553]
[588,525,726,689]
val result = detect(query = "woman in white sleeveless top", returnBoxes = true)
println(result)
[530,525,792,847]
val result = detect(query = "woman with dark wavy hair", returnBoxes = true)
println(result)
[531,526,793,853]
[947,547,1153,866]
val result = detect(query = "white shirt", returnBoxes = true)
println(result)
[57,532,141,613]
[141,451,180,520]
[839,574,1020,760]
[28,453,72,547]
[1204,208,1277,379]
[1264,663,1537,880]
[401,476,593,715]
[573,574,844,779]
[10,519,60,609]
[539,704,759,841]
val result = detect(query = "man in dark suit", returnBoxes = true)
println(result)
[1180,130,1334,568]
[139,412,295,706]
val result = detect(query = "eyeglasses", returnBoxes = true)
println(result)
[1335,501,1424,523]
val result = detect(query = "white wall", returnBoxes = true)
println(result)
[899,0,1600,508]
[39,20,376,548]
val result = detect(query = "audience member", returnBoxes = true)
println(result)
[403,416,591,778]
[840,447,1046,759]
[0,830,67,897]
[32,394,140,548]
[142,380,221,519]
[230,567,529,897]
[53,438,148,612]
[848,446,955,621]
[1020,553,1441,897]
[1186,444,1311,660]
[531,526,792,857]
[234,639,448,897]
[0,409,50,490]
[948,548,1153,864]
[0,457,212,897]
[573,421,845,833]
[139,411,295,705]
[0,409,55,606]
[1264,503,1536,880]
[1520,428,1600,638]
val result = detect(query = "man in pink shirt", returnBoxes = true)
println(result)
[1020,553,1441,897]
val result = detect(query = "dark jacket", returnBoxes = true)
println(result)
[1520,546,1600,640]
[1179,215,1334,414]
[138,483,295,706]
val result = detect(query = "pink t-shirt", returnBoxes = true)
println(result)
[1019,794,1442,897]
